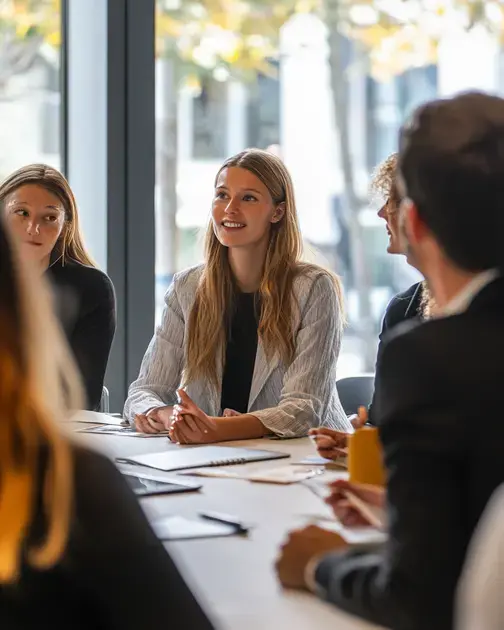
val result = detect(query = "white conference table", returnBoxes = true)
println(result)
[72,411,384,630]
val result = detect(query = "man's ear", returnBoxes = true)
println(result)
[271,202,286,223]
[402,198,427,245]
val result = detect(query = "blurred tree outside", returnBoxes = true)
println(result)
[157,0,504,369]
[0,0,59,92]
[322,0,504,368]
[0,0,60,177]
[8,0,502,369]
[156,0,299,289]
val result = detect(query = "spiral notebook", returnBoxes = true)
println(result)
[116,445,290,472]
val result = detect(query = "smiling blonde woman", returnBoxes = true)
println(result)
[125,148,351,442]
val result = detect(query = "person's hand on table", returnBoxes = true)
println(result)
[326,479,385,527]
[134,406,173,434]
[309,427,349,459]
[275,524,347,589]
[169,389,217,444]
[309,406,368,460]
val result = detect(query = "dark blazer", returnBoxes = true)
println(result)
[0,446,215,630]
[314,277,504,630]
[381,282,424,333]
[368,282,423,424]
[48,260,116,410]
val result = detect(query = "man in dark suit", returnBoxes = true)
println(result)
[276,91,504,630]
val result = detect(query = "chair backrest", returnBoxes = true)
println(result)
[456,484,504,630]
[336,374,375,416]
[99,386,110,414]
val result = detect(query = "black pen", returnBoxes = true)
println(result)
[198,511,250,533]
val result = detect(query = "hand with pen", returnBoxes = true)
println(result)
[309,406,368,460]
[325,479,385,527]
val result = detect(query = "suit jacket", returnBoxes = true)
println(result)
[124,264,350,437]
[314,277,504,630]
[368,282,424,424]
[1,446,215,630]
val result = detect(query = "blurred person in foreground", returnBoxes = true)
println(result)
[310,153,433,458]
[276,91,504,630]
[0,216,214,628]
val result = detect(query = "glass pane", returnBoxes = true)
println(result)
[155,1,504,376]
[0,0,62,178]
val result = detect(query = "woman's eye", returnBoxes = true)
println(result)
[215,191,227,200]
[243,194,257,202]
[14,209,28,217]
[45,215,58,223]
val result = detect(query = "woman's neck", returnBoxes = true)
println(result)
[228,241,268,293]
[38,254,51,274]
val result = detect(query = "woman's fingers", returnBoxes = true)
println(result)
[314,435,336,449]
[180,412,198,433]
[328,480,385,508]
[313,434,348,460]
[326,495,371,527]
[135,414,157,434]
[145,414,166,432]
[223,408,240,417]
[310,427,348,439]
[176,390,217,429]
[170,423,187,444]
[171,417,206,444]
[312,431,347,448]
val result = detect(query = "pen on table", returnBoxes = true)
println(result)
[199,511,250,533]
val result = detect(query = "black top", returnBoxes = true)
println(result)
[368,281,423,424]
[220,293,259,414]
[0,446,215,630]
[48,260,116,411]
[315,277,504,630]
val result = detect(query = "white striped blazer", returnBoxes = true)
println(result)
[124,264,351,437]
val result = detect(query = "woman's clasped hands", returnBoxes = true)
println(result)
[169,389,218,444]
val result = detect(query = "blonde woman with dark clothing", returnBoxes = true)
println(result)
[0,164,116,410]
[125,148,350,442]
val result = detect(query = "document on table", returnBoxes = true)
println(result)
[180,465,323,484]
[76,424,170,438]
[71,411,124,425]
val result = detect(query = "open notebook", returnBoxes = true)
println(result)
[116,445,290,472]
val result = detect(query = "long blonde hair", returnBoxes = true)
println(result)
[0,214,82,583]
[0,164,95,267]
[184,148,344,386]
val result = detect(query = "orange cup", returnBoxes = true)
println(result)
[347,426,385,487]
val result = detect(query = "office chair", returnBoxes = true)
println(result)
[99,386,110,414]
[336,374,375,416]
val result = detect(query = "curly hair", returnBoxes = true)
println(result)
[370,153,401,209]
[371,153,435,318]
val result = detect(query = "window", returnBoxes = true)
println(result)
[155,1,504,375]
[192,78,228,159]
[0,0,62,179]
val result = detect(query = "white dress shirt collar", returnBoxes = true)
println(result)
[441,268,500,317]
